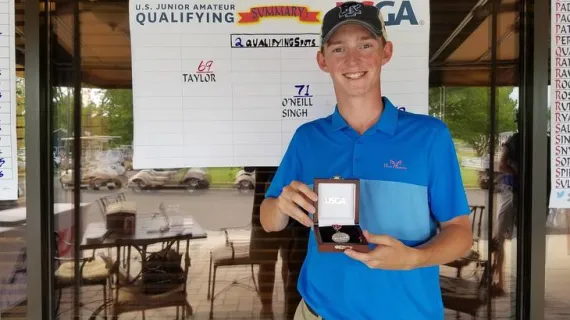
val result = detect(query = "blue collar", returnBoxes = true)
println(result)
[331,96,399,135]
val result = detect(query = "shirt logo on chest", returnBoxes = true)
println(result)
[383,159,407,170]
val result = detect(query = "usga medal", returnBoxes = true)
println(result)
[331,224,350,243]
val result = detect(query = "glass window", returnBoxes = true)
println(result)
[433,2,520,319]
[43,0,525,319]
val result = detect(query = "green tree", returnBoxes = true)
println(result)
[52,87,74,133]
[16,78,25,150]
[429,87,517,156]
[99,89,134,146]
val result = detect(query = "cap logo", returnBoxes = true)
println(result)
[339,3,362,18]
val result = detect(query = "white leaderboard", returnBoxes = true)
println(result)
[0,0,18,200]
[128,0,431,169]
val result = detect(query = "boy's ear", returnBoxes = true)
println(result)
[316,50,329,72]
[381,40,394,66]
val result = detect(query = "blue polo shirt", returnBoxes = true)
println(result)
[265,96,470,319]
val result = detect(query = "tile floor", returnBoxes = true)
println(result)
[4,231,570,319]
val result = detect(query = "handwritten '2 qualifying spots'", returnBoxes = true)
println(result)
[231,33,319,48]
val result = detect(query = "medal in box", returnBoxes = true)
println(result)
[313,177,369,253]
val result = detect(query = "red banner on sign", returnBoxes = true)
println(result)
[238,6,320,23]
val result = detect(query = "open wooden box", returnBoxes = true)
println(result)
[313,177,370,253]
[105,201,137,235]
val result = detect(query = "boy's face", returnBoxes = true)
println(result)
[317,23,393,98]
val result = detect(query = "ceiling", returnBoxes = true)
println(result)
[13,0,522,88]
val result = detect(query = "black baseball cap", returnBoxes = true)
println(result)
[321,1,388,46]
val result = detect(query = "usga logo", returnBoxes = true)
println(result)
[324,197,347,205]
[336,1,422,26]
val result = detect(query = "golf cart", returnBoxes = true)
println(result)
[478,154,504,191]
[59,165,124,190]
[126,167,210,192]
[478,168,504,191]
[233,169,255,191]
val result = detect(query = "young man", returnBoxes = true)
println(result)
[260,2,473,319]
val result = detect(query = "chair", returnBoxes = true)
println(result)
[207,223,259,319]
[441,205,489,319]
[444,205,486,278]
[110,237,193,319]
[440,262,489,319]
[53,232,113,319]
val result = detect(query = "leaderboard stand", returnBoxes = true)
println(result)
[0,0,18,200]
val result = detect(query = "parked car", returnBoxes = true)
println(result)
[233,169,255,190]
[126,167,210,192]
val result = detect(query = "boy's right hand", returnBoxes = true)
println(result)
[277,181,318,227]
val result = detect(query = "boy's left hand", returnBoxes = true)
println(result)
[344,230,423,270]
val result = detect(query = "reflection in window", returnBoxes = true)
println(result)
[431,86,519,319]
[42,0,528,319]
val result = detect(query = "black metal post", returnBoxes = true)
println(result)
[487,0,499,318]
[72,0,83,318]
[24,0,54,318]
[516,0,549,319]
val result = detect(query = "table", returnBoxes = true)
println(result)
[0,203,90,227]
[80,215,207,250]
[0,208,27,226]
[80,215,207,319]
